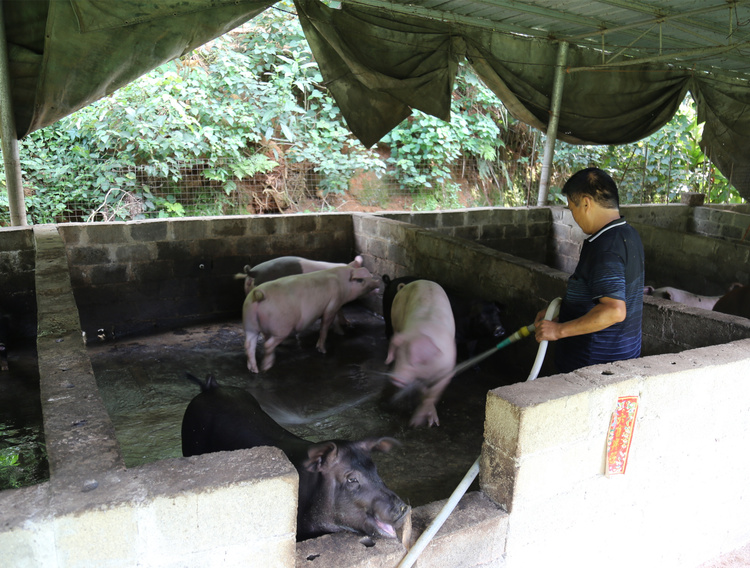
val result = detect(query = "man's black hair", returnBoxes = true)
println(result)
[561,168,620,209]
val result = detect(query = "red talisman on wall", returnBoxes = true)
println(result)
[605,395,639,476]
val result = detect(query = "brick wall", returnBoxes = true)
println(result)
[549,204,750,295]
[56,214,356,339]
[691,205,750,242]
[0,226,37,339]
[380,207,552,265]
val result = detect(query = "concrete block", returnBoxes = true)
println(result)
[730,211,750,232]
[68,245,112,266]
[130,221,168,242]
[0,226,35,251]
[131,260,175,282]
[515,434,606,499]
[480,224,506,241]
[452,225,480,241]
[53,505,138,568]
[115,243,154,264]
[0,521,57,568]
[439,210,468,228]
[169,218,210,240]
[89,264,128,286]
[275,214,314,236]
[234,235,275,259]
[210,217,250,237]
[247,215,280,236]
[194,237,238,258]
[721,224,744,240]
[408,492,506,568]
[82,223,130,246]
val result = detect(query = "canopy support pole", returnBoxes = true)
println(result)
[0,1,27,226]
[537,41,569,206]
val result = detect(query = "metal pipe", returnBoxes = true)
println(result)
[0,0,27,226]
[537,41,568,206]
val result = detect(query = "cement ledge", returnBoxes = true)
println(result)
[296,491,507,568]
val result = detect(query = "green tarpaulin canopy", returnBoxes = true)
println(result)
[5,0,750,200]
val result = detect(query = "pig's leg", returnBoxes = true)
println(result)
[410,375,453,428]
[331,310,350,335]
[260,334,285,371]
[244,332,260,373]
[315,310,337,353]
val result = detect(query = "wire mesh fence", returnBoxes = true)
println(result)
[3,155,532,225]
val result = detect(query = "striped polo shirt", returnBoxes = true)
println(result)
[555,217,644,373]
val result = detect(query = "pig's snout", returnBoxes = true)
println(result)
[369,493,410,539]
[493,324,505,337]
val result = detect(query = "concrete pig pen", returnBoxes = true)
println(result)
[0,204,749,567]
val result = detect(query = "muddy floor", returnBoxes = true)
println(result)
[0,346,48,491]
[88,304,527,507]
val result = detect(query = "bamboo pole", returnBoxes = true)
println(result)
[537,41,568,206]
[0,0,27,226]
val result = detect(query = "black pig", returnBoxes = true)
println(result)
[181,374,409,540]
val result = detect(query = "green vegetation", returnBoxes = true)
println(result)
[0,4,741,224]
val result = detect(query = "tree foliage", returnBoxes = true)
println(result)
[0,3,741,224]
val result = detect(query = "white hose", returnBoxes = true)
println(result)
[526,296,561,381]
[396,297,561,567]
[397,458,480,568]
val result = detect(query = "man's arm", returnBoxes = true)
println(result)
[534,296,626,342]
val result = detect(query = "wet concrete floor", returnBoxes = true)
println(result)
[88,305,526,507]
[0,346,48,491]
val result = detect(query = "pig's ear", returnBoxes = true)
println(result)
[643,286,654,295]
[303,442,339,472]
[358,437,400,454]
[350,255,364,268]
[350,267,370,281]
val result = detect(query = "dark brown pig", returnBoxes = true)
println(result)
[237,255,363,295]
[181,374,409,540]
[713,284,750,319]
[385,280,456,427]
[242,262,379,372]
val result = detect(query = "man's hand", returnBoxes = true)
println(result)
[534,297,626,343]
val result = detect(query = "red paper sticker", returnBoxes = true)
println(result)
[605,395,639,476]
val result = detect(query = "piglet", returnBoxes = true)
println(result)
[386,280,456,427]
[242,261,379,372]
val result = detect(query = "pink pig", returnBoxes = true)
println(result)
[385,280,456,427]
[243,262,379,373]
[238,255,364,295]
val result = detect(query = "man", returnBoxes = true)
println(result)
[535,168,644,373]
